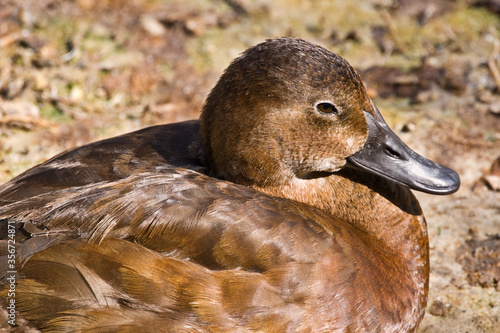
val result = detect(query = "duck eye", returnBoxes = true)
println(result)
[316,102,338,115]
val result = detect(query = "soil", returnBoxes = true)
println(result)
[0,0,499,332]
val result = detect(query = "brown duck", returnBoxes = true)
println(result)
[0,38,460,332]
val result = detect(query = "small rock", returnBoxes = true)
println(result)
[483,174,500,191]
[33,71,49,90]
[140,15,167,36]
[3,76,26,99]
[482,156,500,191]
[0,100,40,118]
[429,300,447,317]
[0,100,43,130]
[401,122,416,133]
[488,100,500,116]
[70,85,84,102]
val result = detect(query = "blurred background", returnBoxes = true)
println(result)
[0,0,499,331]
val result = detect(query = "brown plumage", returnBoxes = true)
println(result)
[0,38,459,332]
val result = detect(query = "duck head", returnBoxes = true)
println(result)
[200,38,460,195]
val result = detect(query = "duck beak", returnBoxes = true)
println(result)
[347,106,460,195]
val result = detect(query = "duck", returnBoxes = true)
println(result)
[0,37,460,332]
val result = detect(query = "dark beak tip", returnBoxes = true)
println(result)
[414,167,461,195]
[437,169,461,194]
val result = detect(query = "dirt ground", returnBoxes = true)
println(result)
[0,0,499,332]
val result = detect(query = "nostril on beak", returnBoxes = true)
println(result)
[384,146,401,159]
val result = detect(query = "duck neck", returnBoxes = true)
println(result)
[255,168,427,253]
[254,168,429,324]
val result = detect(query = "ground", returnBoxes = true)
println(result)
[0,0,499,332]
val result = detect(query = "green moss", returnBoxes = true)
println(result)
[425,7,499,42]
[391,6,499,62]
[35,17,78,55]
[485,131,497,142]
[157,62,175,81]
[186,0,384,72]
[81,28,120,56]
[40,104,71,122]
[373,97,415,124]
